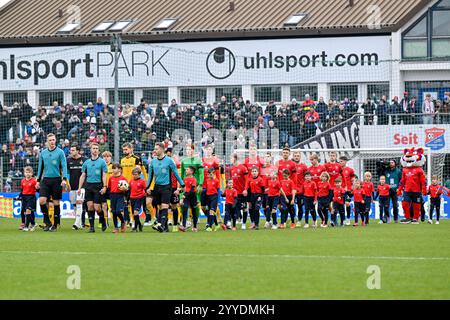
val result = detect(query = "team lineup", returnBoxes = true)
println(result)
[15,134,446,233]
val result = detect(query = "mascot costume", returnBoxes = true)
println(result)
[397,147,427,224]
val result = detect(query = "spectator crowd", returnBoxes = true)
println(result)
[0,91,449,192]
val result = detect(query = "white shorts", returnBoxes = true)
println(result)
[70,189,85,204]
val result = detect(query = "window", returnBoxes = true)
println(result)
[93,21,114,32]
[57,22,80,33]
[142,88,168,105]
[290,84,318,101]
[39,92,64,107]
[367,83,390,101]
[180,88,207,104]
[108,89,134,105]
[330,85,358,101]
[154,18,178,30]
[2,91,27,107]
[405,80,450,106]
[72,90,97,106]
[403,15,428,59]
[402,1,450,59]
[254,86,281,103]
[284,14,307,26]
[109,21,133,32]
[432,10,450,57]
[215,87,242,102]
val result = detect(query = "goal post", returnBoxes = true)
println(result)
[234,147,433,185]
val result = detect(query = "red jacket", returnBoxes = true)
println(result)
[129,178,146,199]
[428,184,443,198]
[304,111,319,123]
[399,167,426,194]
[202,157,220,188]
[362,181,374,197]
[205,178,220,195]
[249,176,265,194]
[230,164,248,194]
[332,187,345,204]
[225,188,238,205]
[341,166,356,191]
[377,184,390,197]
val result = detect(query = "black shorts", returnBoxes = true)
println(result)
[268,196,280,210]
[344,191,353,202]
[170,188,180,205]
[102,189,110,202]
[39,177,63,200]
[21,195,36,212]
[206,194,219,213]
[152,184,172,206]
[85,183,103,204]
[403,192,422,204]
[130,198,144,213]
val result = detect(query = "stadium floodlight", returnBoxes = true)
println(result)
[284,13,307,26]
[153,18,178,30]
[108,20,133,32]
[92,21,114,32]
[57,22,80,34]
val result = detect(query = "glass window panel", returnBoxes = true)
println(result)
[108,89,134,105]
[142,88,168,105]
[403,39,428,58]
[180,88,207,104]
[432,10,450,36]
[330,85,358,101]
[432,38,450,57]
[367,83,390,101]
[2,91,27,107]
[215,87,242,102]
[290,85,318,101]
[72,90,97,106]
[254,86,281,103]
[437,0,450,8]
[39,92,64,107]
[404,16,427,38]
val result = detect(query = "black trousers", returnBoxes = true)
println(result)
[388,189,399,221]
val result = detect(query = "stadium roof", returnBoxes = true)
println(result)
[0,0,433,45]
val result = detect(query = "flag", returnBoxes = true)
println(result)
[0,197,14,218]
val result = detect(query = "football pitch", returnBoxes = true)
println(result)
[0,219,449,300]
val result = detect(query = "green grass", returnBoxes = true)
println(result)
[0,218,449,300]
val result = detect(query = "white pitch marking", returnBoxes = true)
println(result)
[0,250,449,261]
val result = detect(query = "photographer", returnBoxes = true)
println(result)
[383,159,402,222]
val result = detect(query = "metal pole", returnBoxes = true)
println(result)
[113,34,121,163]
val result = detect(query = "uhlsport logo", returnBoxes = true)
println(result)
[206,47,236,79]
[425,127,446,151]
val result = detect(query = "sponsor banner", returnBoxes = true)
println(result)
[360,124,450,153]
[3,192,448,219]
[0,36,391,90]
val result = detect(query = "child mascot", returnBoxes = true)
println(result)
[397,147,427,224]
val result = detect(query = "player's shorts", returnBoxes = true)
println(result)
[152,184,172,206]
[102,189,110,202]
[170,188,180,205]
[110,193,125,214]
[206,194,219,213]
[39,177,63,200]
[200,189,208,206]
[69,189,85,204]
[130,197,144,213]
[267,196,280,210]
[21,195,36,211]
[344,191,353,202]
[236,194,247,210]
[84,183,103,204]
[402,192,422,204]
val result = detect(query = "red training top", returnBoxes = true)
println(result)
[317,181,332,198]
[377,184,390,197]
[171,158,181,189]
[129,178,146,199]
[308,164,326,185]
[230,164,248,195]
[353,188,364,203]
[325,162,342,186]
[341,166,356,191]
[202,156,221,188]
[362,181,374,197]
[428,184,443,198]
[225,188,238,205]
[280,178,296,197]
[332,187,345,204]
[266,179,281,197]
[303,180,317,198]
[399,167,427,194]
[276,159,297,181]
[184,176,197,194]
[205,178,220,195]
[21,178,37,195]
[293,161,308,194]
[108,175,127,193]
[249,176,265,194]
